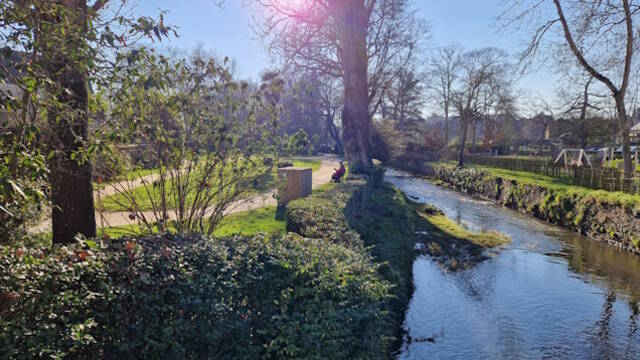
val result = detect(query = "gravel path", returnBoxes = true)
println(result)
[35,157,341,232]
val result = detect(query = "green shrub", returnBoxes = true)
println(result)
[369,166,386,189]
[277,160,294,168]
[0,234,390,359]
[287,180,416,353]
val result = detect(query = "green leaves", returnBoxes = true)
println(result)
[0,232,392,359]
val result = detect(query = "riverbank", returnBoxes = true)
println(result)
[2,171,515,359]
[286,177,417,354]
[286,174,510,352]
[394,161,640,255]
[386,170,640,359]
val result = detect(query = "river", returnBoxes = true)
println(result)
[386,169,640,359]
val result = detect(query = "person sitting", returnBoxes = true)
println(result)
[331,161,346,182]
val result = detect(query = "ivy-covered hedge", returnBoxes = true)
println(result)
[286,179,416,353]
[0,234,390,359]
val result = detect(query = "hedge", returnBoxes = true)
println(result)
[286,178,416,353]
[0,234,390,359]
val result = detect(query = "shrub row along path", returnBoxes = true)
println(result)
[35,157,341,232]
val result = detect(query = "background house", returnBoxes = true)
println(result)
[631,122,640,144]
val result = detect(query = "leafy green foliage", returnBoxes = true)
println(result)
[286,179,417,354]
[95,50,276,235]
[282,128,313,157]
[0,233,390,359]
[0,1,174,243]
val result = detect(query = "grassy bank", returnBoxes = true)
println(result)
[463,163,640,208]
[426,162,640,254]
[286,178,416,353]
[285,174,510,350]
[412,203,510,270]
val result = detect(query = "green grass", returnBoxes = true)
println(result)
[98,158,323,212]
[122,168,158,181]
[286,179,416,353]
[96,207,285,239]
[450,162,640,209]
[291,158,322,172]
[94,168,159,189]
[213,206,284,237]
[409,202,510,270]
[418,212,510,248]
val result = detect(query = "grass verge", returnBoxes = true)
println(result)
[460,163,640,209]
[286,178,417,354]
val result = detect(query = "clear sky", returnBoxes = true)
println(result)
[135,0,557,105]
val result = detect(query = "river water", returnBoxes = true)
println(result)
[386,169,640,360]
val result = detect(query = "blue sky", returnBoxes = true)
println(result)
[135,0,557,105]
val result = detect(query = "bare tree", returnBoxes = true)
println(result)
[385,66,425,133]
[557,73,608,149]
[426,44,462,150]
[451,48,513,167]
[253,0,427,173]
[499,0,638,177]
[317,76,344,153]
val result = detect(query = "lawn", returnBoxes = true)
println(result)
[98,158,323,212]
[290,158,322,172]
[213,206,284,237]
[95,206,285,239]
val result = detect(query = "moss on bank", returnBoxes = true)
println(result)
[411,203,510,271]
[419,212,510,248]
[422,162,640,254]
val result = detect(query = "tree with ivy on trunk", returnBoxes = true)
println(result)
[252,0,427,174]
[1,1,173,244]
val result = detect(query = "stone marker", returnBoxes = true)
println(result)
[277,167,312,204]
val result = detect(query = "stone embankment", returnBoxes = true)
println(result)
[394,161,640,255]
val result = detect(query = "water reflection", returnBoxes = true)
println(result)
[387,170,640,359]
[550,231,640,299]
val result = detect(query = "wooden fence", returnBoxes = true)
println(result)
[462,154,574,179]
[397,151,640,195]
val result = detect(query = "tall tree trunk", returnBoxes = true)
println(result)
[458,118,469,167]
[333,0,371,173]
[47,1,96,243]
[326,110,343,154]
[539,121,546,154]
[443,105,449,151]
[579,78,591,149]
[471,118,477,153]
[615,95,633,177]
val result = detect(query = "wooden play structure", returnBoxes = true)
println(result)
[554,149,592,171]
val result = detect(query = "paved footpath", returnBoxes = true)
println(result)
[36,157,341,232]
